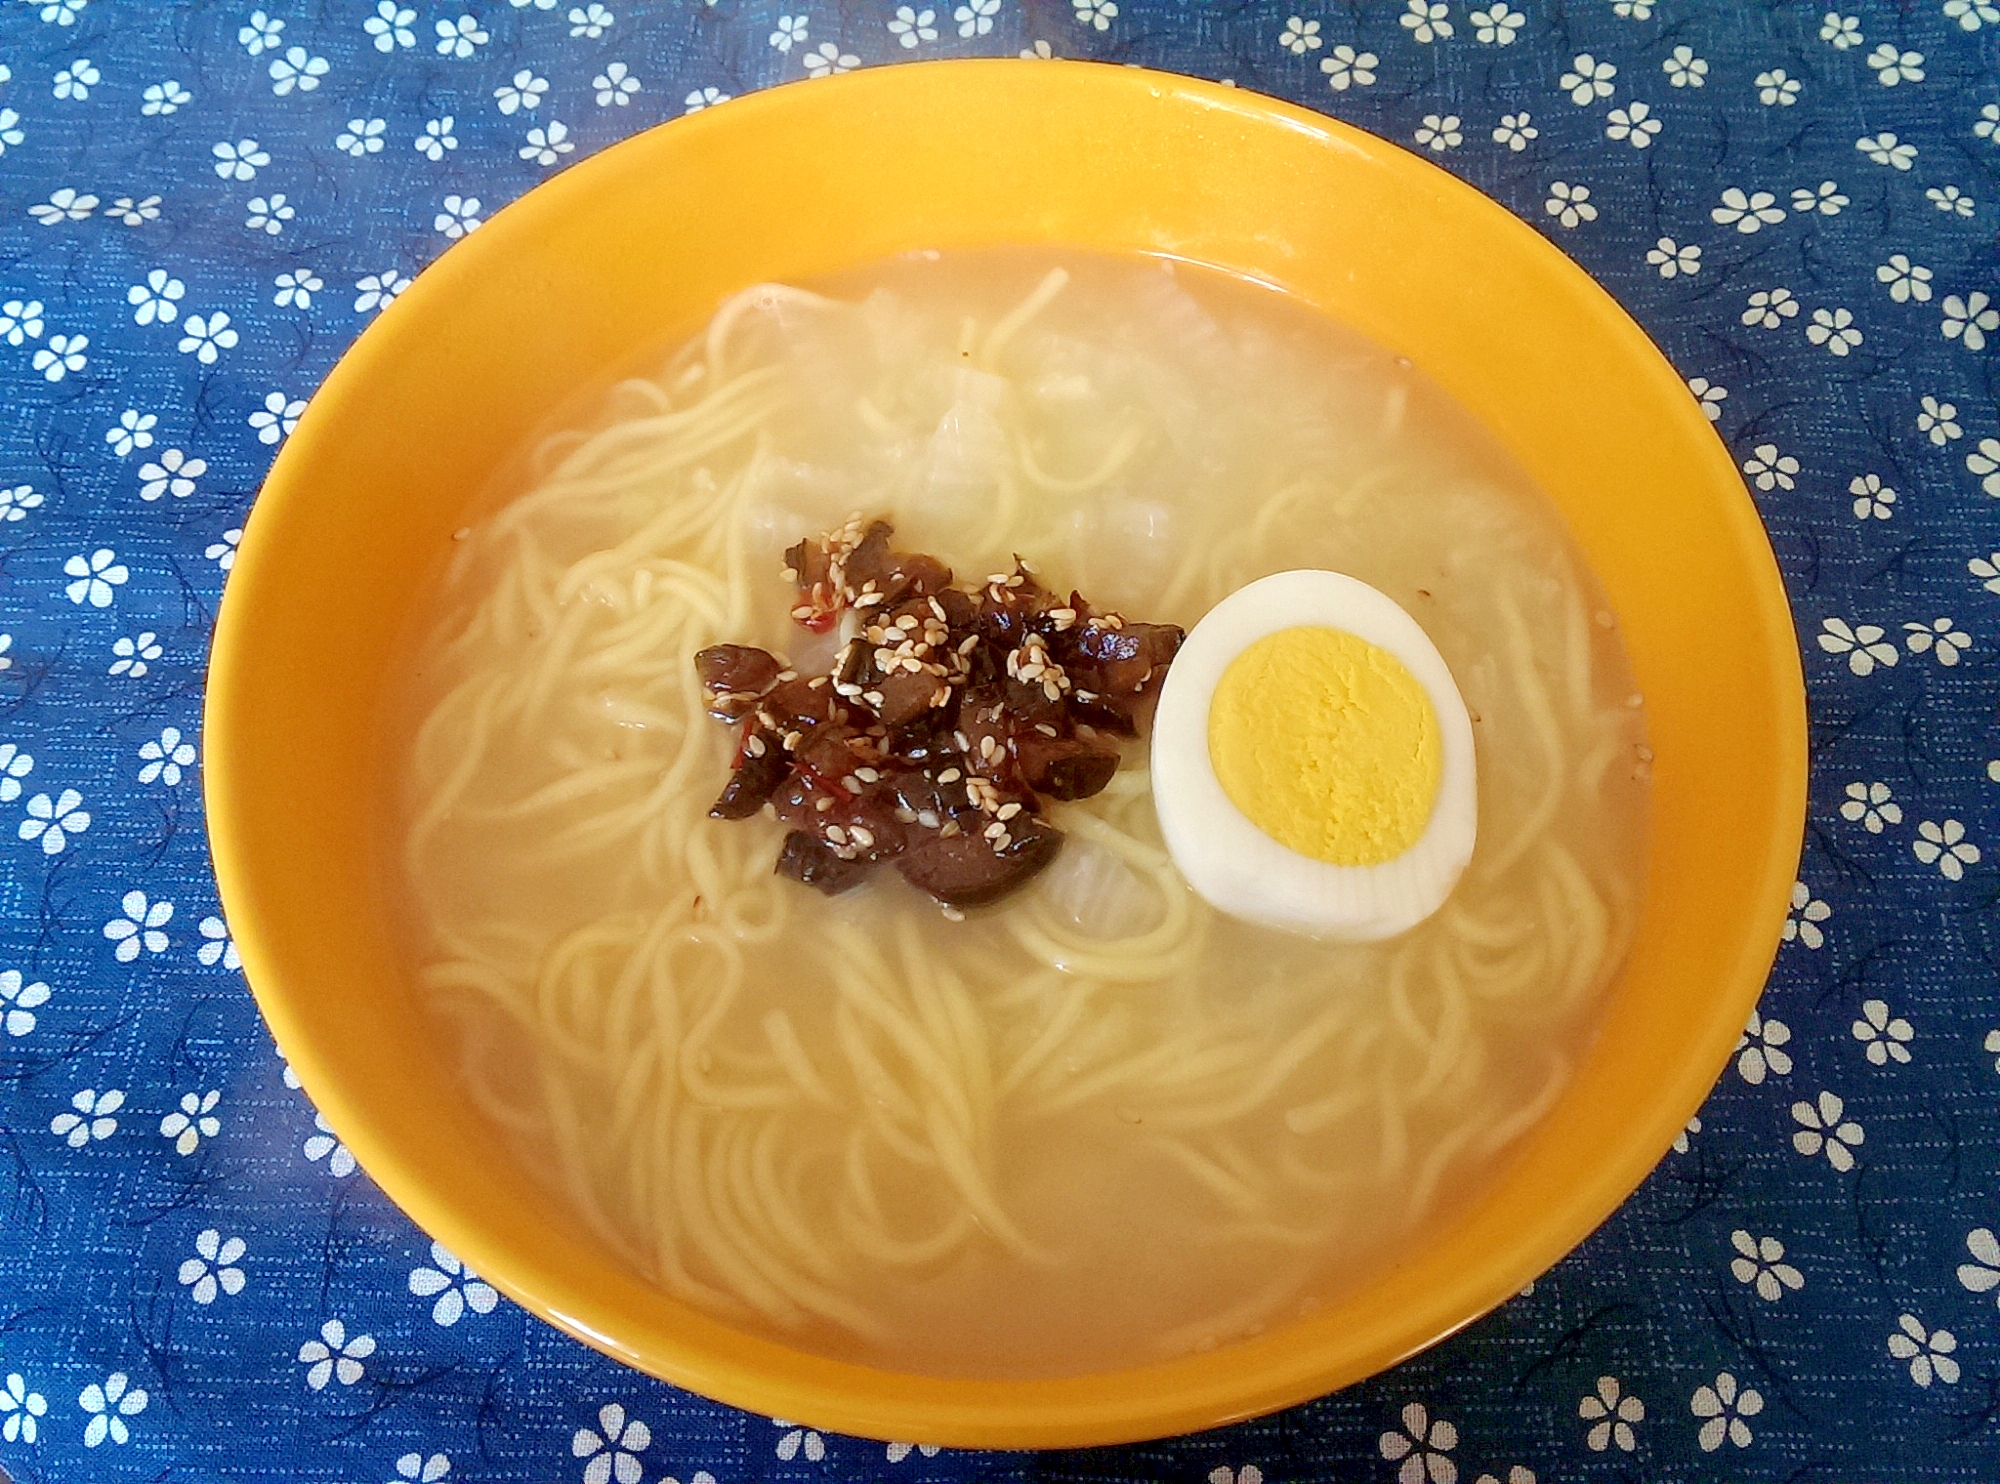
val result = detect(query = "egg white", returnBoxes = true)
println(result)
[1150,569,1478,942]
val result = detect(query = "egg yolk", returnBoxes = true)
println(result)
[1207,625,1442,866]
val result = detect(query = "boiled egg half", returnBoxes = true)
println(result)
[1150,570,1477,941]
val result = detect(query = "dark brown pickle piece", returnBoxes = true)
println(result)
[895,818,1063,908]
[762,675,843,733]
[1014,734,1121,801]
[841,521,897,588]
[875,668,946,730]
[709,743,788,820]
[695,643,782,693]
[694,644,783,719]
[775,831,872,895]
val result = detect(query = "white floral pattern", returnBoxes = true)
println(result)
[303,1109,356,1176]
[1320,46,1377,91]
[1690,1372,1762,1451]
[19,788,89,854]
[1817,618,1897,675]
[1738,1008,1795,1081]
[1791,1090,1864,1170]
[78,1371,146,1446]
[410,1242,500,1325]
[52,1087,122,1146]
[1912,818,1980,879]
[1577,1376,1643,1452]
[104,889,172,960]
[160,1089,221,1153]
[1543,181,1595,228]
[1378,1402,1457,1483]
[178,1228,247,1303]
[572,1403,652,1484]
[1942,292,1998,350]
[299,1318,376,1389]
[0,969,50,1037]
[1839,781,1901,833]
[0,1373,47,1443]
[1742,441,1799,489]
[1851,1000,1913,1065]
[774,1418,827,1461]
[1888,1314,1958,1386]
[1877,254,1933,302]
[1712,187,1786,233]
[1559,53,1616,104]
[1729,1230,1803,1300]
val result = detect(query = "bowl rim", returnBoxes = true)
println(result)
[206,56,1807,1448]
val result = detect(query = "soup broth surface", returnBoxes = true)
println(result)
[394,250,1650,1378]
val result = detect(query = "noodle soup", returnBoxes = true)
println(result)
[394,252,1649,1378]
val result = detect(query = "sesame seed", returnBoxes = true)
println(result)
[854,766,881,783]
[937,767,962,783]
[815,796,834,812]
[940,905,966,922]
[929,597,947,621]
[984,822,1006,840]
[863,691,884,707]
[940,820,962,838]
[744,735,766,758]
[1034,722,1057,738]
[825,824,848,844]
[896,614,920,631]
[783,729,803,751]
[953,731,970,750]
[894,807,918,824]
[991,830,1011,850]
[841,775,864,795]
[851,826,874,848]
[917,809,940,829]
[1043,680,1061,700]
[775,669,797,683]
[997,802,1023,820]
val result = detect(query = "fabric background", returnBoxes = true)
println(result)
[0,1,1996,1480]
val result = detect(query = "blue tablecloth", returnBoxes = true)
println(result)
[1,2,1995,1479]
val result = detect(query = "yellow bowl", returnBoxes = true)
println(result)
[205,59,1805,1448]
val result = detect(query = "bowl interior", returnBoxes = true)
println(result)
[205,60,1805,1448]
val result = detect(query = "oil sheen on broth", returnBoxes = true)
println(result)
[394,251,1651,1379]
